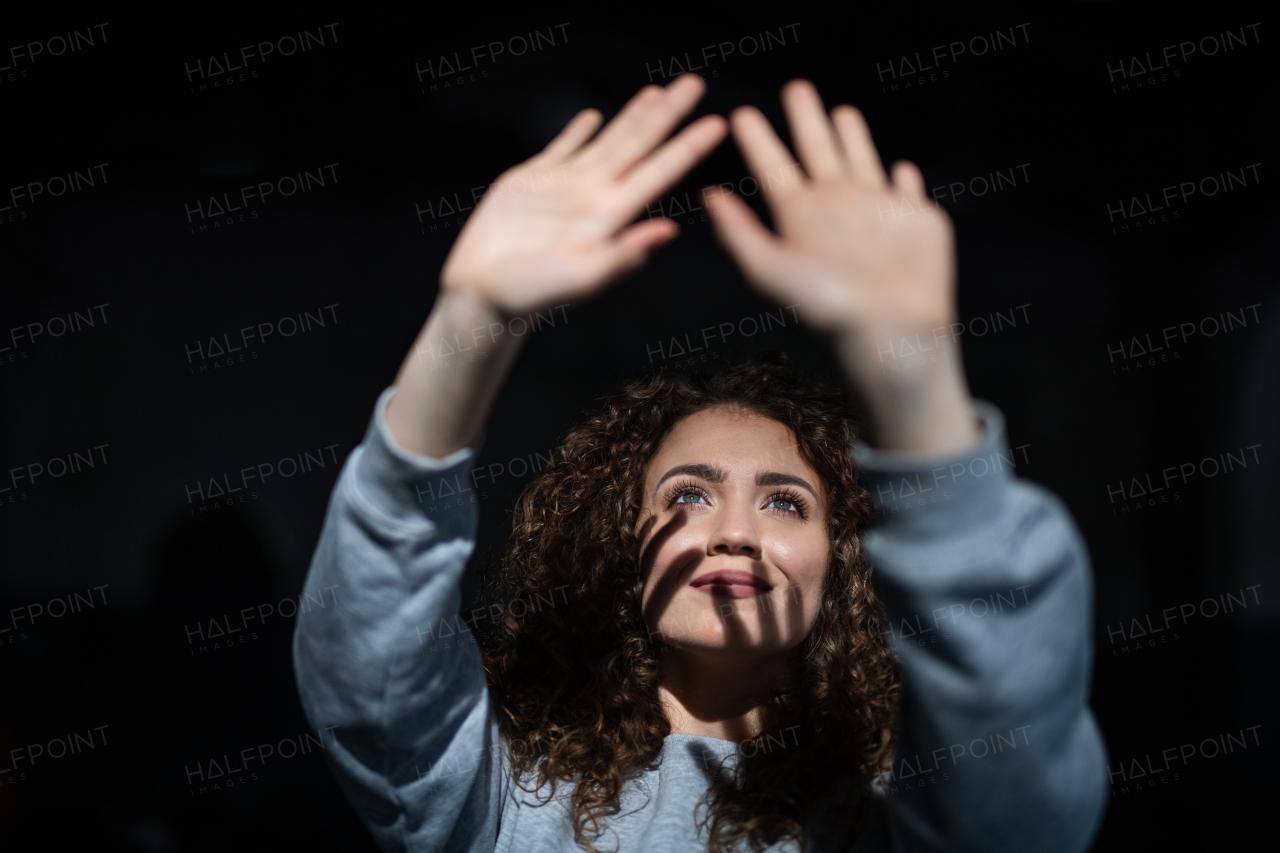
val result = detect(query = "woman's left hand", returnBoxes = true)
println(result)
[704,79,953,338]
[705,79,979,455]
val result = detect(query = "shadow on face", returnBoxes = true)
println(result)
[637,405,829,659]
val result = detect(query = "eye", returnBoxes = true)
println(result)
[663,480,711,510]
[763,489,808,519]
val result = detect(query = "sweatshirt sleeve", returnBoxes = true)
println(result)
[292,386,508,853]
[853,401,1109,853]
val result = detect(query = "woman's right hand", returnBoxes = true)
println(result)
[389,75,724,458]
[440,73,727,317]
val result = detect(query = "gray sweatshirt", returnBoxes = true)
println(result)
[293,387,1109,853]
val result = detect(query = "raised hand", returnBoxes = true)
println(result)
[704,79,953,338]
[441,74,727,317]
[705,80,978,454]
[389,75,725,459]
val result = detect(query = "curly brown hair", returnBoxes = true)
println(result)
[474,350,901,853]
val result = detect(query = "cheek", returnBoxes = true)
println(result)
[765,531,829,585]
[767,533,830,626]
[640,525,706,602]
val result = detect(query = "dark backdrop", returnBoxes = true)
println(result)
[1,1,1275,850]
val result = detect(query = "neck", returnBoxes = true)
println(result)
[658,646,797,743]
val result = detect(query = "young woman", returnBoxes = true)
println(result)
[293,74,1108,852]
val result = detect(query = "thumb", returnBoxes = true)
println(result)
[579,217,679,286]
[890,160,926,198]
[703,188,786,286]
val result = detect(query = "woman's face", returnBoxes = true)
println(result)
[637,405,830,658]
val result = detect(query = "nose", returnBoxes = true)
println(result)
[708,498,761,559]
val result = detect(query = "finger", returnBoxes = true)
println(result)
[707,188,858,325]
[618,115,727,217]
[571,84,663,170]
[781,79,845,181]
[729,106,804,219]
[578,74,706,174]
[577,218,679,285]
[831,105,887,186]
[703,188,787,287]
[890,160,925,198]
[537,108,604,164]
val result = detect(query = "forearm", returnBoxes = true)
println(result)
[836,326,979,457]
[293,391,506,850]
[856,407,1109,853]
[386,288,526,459]
[295,389,487,737]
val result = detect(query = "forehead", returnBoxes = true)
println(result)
[647,406,812,480]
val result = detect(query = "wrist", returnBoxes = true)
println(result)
[428,287,534,361]
[834,319,960,390]
[835,328,980,456]
[434,284,514,328]
[385,288,527,459]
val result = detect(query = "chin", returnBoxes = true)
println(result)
[650,614,790,655]
[660,633,774,655]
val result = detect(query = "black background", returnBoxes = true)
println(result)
[1,1,1276,850]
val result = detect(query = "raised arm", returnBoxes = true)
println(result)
[855,407,1108,853]
[387,73,727,458]
[293,76,727,852]
[703,79,977,457]
[705,80,1108,851]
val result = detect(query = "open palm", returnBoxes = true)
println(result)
[441,75,726,316]
[705,80,956,338]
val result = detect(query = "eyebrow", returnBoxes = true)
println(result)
[756,472,819,498]
[656,464,725,486]
[654,464,820,502]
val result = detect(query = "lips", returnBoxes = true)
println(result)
[689,569,773,598]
